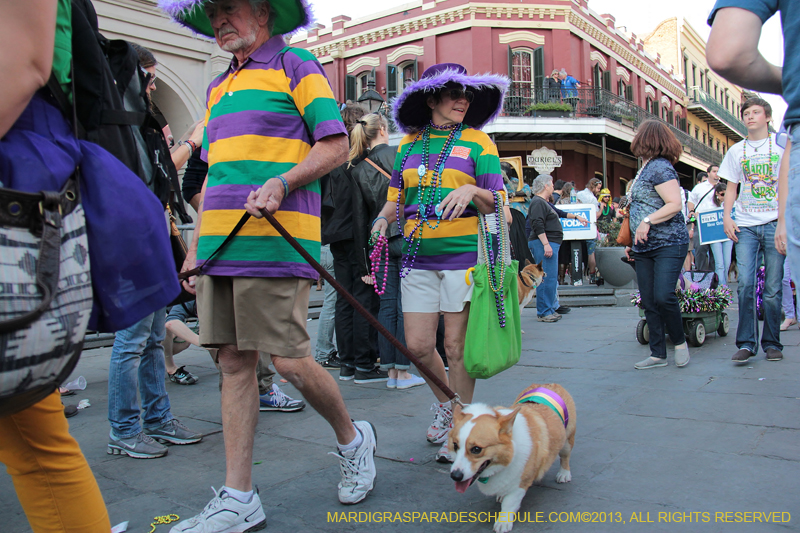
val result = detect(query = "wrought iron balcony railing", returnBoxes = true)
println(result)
[688,86,748,137]
[501,84,723,167]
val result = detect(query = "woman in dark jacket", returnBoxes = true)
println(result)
[527,174,564,322]
[350,114,424,389]
[626,120,691,369]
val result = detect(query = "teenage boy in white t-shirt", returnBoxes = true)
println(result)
[720,97,786,363]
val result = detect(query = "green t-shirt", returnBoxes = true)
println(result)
[53,0,72,100]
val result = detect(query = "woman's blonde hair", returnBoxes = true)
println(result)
[348,113,389,166]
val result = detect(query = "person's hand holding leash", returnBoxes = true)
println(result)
[180,248,197,295]
[245,176,286,218]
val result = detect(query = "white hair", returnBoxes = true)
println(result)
[531,174,553,195]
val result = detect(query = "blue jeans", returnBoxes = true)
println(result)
[314,244,338,361]
[710,239,734,287]
[787,127,800,280]
[734,223,785,354]
[529,240,560,317]
[378,259,408,370]
[635,244,688,358]
[108,310,173,438]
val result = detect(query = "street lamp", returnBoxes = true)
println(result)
[357,76,385,114]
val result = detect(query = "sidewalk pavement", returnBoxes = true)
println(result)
[2,303,799,533]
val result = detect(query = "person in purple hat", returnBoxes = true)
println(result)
[371,63,508,463]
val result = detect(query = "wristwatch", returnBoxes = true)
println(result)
[643,216,652,225]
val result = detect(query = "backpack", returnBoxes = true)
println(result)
[69,0,190,222]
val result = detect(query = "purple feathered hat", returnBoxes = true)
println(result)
[391,63,509,134]
[159,0,313,38]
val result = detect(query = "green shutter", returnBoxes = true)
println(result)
[602,71,611,91]
[346,75,356,102]
[533,47,545,92]
[508,45,514,78]
[413,58,418,81]
[668,110,674,124]
[625,85,634,101]
[387,64,397,101]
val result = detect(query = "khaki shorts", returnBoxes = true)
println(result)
[197,275,312,358]
[401,269,473,313]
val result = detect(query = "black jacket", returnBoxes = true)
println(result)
[350,144,400,276]
[321,158,362,245]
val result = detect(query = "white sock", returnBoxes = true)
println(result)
[440,401,452,409]
[338,425,363,451]
[222,486,253,504]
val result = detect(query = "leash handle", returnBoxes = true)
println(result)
[258,207,461,405]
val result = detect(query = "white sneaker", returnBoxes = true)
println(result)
[427,402,453,444]
[329,420,377,505]
[435,439,453,463]
[169,487,266,533]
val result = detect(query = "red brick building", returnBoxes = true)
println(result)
[293,0,725,196]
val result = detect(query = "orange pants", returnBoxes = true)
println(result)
[0,391,110,533]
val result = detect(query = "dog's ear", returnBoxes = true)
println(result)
[525,258,532,266]
[498,406,522,435]
[453,403,465,421]
[536,260,543,269]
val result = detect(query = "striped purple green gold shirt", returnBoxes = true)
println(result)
[387,127,504,270]
[199,35,346,279]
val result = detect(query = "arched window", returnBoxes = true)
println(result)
[508,47,543,109]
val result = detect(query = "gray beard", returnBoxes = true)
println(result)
[219,20,259,53]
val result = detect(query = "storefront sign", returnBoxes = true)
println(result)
[557,203,597,241]
[697,207,735,245]
[526,147,563,174]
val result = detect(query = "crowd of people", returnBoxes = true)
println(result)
[0,0,797,532]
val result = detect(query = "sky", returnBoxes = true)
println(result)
[311,0,786,125]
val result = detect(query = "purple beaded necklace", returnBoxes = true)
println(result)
[396,121,464,277]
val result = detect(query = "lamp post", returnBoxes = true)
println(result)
[357,76,385,114]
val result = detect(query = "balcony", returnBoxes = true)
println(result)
[687,87,747,139]
[501,84,722,167]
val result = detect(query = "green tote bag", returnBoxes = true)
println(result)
[463,198,522,379]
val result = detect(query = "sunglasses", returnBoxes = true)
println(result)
[445,88,474,103]
[148,73,157,88]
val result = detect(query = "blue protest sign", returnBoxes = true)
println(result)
[558,204,597,241]
[697,207,734,245]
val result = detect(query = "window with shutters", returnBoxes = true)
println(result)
[617,79,626,97]
[401,60,418,88]
[509,47,544,107]
[625,85,634,102]
[646,97,653,115]
[694,126,699,139]
[602,70,611,91]
[703,132,707,144]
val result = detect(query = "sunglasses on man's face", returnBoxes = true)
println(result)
[445,88,474,103]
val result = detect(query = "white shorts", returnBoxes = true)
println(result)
[401,269,474,313]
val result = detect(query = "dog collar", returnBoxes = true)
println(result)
[516,387,569,428]
[518,275,536,288]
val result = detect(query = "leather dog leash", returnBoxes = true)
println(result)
[179,210,463,407]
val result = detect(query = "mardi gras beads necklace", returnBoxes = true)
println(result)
[741,133,775,178]
[369,232,389,295]
[479,190,508,327]
[396,121,464,276]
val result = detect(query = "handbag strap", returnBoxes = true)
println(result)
[364,157,391,180]
[179,212,251,280]
[0,174,80,333]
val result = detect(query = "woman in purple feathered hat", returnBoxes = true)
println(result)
[371,63,509,463]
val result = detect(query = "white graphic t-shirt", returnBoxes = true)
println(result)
[717,133,782,227]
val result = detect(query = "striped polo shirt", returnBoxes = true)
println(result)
[387,127,504,270]
[199,35,346,279]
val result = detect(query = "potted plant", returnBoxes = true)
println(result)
[620,114,636,128]
[595,218,637,288]
[525,102,573,117]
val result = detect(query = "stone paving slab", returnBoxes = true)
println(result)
[2,306,799,533]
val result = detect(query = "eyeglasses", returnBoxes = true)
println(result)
[148,74,157,88]
[445,88,474,103]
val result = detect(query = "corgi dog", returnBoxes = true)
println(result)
[517,260,544,311]
[449,383,577,533]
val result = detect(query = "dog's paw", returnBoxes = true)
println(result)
[493,521,514,533]
[555,467,572,483]
[520,329,525,335]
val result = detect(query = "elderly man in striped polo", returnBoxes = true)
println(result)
[162,1,378,531]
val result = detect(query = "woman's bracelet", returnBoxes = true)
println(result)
[273,175,290,197]
[372,216,388,227]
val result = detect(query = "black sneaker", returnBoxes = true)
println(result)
[321,355,342,369]
[339,366,355,381]
[556,306,571,314]
[354,367,389,384]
